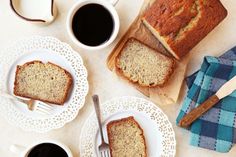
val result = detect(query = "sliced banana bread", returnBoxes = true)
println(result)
[116,38,175,87]
[107,116,147,157]
[142,0,227,59]
[14,61,73,105]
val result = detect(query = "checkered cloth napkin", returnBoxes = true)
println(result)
[176,46,236,152]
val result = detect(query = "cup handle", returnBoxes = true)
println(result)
[9,144,26,154]
[107,0,119,6]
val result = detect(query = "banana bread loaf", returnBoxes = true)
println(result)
[143,0,227,59]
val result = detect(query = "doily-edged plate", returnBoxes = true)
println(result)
[0,36,89,133]
[80,96,176,157]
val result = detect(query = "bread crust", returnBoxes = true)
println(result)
[115,37,175,88]
[13,60,73,105]
[143,0,228,59]
[106,116,147,157]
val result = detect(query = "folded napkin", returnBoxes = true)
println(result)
[176,46,236,153]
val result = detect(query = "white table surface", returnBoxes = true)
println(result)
[1,0,236,156]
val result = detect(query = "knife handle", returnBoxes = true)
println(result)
[179,95,220,128]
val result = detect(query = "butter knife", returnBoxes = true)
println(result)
[179,75,236,127]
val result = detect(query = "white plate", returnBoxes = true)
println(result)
[0,36,89,132]
[80,96,176,157]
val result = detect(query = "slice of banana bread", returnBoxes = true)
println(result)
[116,38,175,87]
[14,61,73,105]
[107,116,147,157]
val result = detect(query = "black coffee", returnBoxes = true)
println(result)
[27,143,68,157]
[72,4,114,46]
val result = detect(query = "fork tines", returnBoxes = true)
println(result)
[100,150,110,157]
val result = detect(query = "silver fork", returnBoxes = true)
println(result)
[92,95,111,157]
[0,92,53,115]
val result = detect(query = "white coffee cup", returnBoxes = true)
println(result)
[9,140,73,157]
[66,0,120,50]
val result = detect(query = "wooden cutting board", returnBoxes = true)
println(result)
[107,0,190,106]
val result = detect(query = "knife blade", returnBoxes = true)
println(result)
[216,75,236,99]
[179,75,236,128]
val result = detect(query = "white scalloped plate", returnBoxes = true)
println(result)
[0,36,89,133]
[80,97,176,157]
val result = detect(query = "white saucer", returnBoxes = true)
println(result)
[0,36,89,132]
[80,96,176,157]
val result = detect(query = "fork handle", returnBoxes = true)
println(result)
[179,95,220,127]
[0,92,19,101]
[92,95,105,143]
[0,92,29,106]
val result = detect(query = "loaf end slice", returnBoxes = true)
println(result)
[107,116,147,157]
[14,61,73,105]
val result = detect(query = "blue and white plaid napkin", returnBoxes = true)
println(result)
[176,46,236,152]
